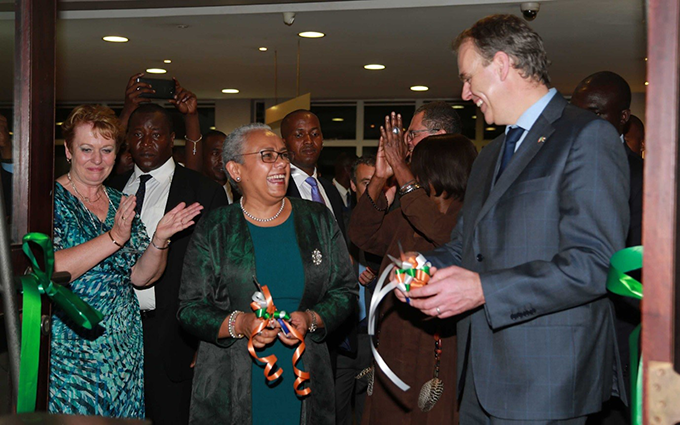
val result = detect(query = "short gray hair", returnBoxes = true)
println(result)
[222,123,272,190]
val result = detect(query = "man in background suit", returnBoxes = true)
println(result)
[402,14,629,423]
[625,115,645,157]
[571,71,644,423]
[280,109,346,237]
[109,103,228,425]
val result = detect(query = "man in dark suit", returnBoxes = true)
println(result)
[280,109,346,237]
[402,15,629,423]
[571,71,643,422]
[109,103,228,425]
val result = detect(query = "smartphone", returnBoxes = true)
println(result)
[136,77,175,100]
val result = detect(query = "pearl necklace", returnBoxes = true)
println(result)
[240,197,286,223]
[67,172,102,204]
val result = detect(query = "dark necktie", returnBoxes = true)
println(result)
[134,174,152,216]
[496,126,525,181]
[305,176,326,206]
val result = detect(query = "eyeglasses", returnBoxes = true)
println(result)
[407,128,439,141]
[237,149,291,163]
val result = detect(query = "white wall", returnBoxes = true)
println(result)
[214,99,253,134]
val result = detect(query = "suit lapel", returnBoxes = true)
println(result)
[473,95,564,229]
[165,165,188,214]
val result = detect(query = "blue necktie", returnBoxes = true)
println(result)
[305,177,326,205]
[496,126,525,181]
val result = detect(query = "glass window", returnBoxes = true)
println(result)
[483,124,504,140]
[363,103,415,140]
[449,103,477,140]
[311,104,357,140]
[317,147,358,182]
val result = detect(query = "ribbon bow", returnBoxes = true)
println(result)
[248,283,310,396]
[368,251,433,391]
[17,233,104,413]
[606,246,643,425]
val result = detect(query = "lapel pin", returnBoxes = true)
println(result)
[538,136,546,144]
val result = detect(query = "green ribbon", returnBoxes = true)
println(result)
[606,246,643,425]
[17,233,104,413]
[254,308,290,321]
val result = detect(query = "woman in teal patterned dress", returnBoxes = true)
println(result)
[178,123,356,424]
[50,105,203,418]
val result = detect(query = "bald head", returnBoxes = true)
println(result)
[571,71,632,135]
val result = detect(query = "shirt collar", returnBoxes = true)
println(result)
[290,163,318,180]
[133,157,176,182]
[620,134,626,144]
[507,87,557,133]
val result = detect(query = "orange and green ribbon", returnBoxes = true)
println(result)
[17,233,104,413]
[606,246,642,425]
[248,285,310,396]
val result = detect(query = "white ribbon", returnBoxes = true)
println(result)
[367,264,410,391]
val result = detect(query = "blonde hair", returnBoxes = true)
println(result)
[62,104,123,151]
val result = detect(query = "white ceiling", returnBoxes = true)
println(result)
[0,0,646,103]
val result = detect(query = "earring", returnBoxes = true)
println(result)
[67,157,71,164]
[236,177,241,182]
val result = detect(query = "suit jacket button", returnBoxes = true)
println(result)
[476,254,484,262]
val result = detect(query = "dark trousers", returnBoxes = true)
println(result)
[459,357,587,425]
[335,333,372,425]
[142,311,193,425]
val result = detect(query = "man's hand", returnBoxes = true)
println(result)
[359,268,376,286]
[394,265,485,318]
[119,72,153,129]
[170,78,198,116]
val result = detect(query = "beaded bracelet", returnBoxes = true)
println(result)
[365,190,387,212]
[305,309,318,333]
[228,310,245,339]
[184,134,203,155]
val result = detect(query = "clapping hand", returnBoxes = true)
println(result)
[380,112,409,169]
[110,195,137,245]
[154,202,203,241]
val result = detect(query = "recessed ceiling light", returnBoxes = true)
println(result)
[472,115,477,119]
[146,68,167,74]
[370,124,375,128]
[8,131,12,136]
[177,24,190,29]
[163,59,172,64]
[452,105,465,109]
[298,31,325,39]
[332,118,344,122]
[410,85,429,92]
[222,88,240,94]
[645,81,649,86]
[364,64,385,70]
[645,57,648,61]
[103,36,128,43]
[209,126,216,130]
[259,47,268,52]
[485,127,496,131]
[56,122,63,126]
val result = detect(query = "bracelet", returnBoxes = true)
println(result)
[228,310,245,339]
[184,134,203,155]
[399,179,417,192]
[305,309,318,333]
[107,231,123,248]
[365,190,387,212]
[399,183,422,197]
[150,232,171,250]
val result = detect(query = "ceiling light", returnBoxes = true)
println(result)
[298,31,325,39]
[645,57,648,61]
[163,59,172,64]
[56,122,63,126]
[472,115,477,119]
[102,36,128,43]
[370,124,375,128]
[259,47,268,52]
[452,105,465,109]
[485,127,496,131]
[364,64,385,70]
[410,85,429,92]
[8,131,12,136]
[210,126,216,130]
[332,118,344,122]
[146,68,167,74]
[645,81,649,86]
[222,88,240,94]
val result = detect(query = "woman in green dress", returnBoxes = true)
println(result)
[178,123,356,424]
[50,104,203,418]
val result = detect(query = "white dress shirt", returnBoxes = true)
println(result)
[332,178,351,208]
[289,164,335,217]
[123,157,176,311]
[223,182,234,204]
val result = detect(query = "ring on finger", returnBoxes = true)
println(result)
[436,306,442,315]
[392,127,400,135]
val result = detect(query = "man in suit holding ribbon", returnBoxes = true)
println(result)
[400,14,629,424]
